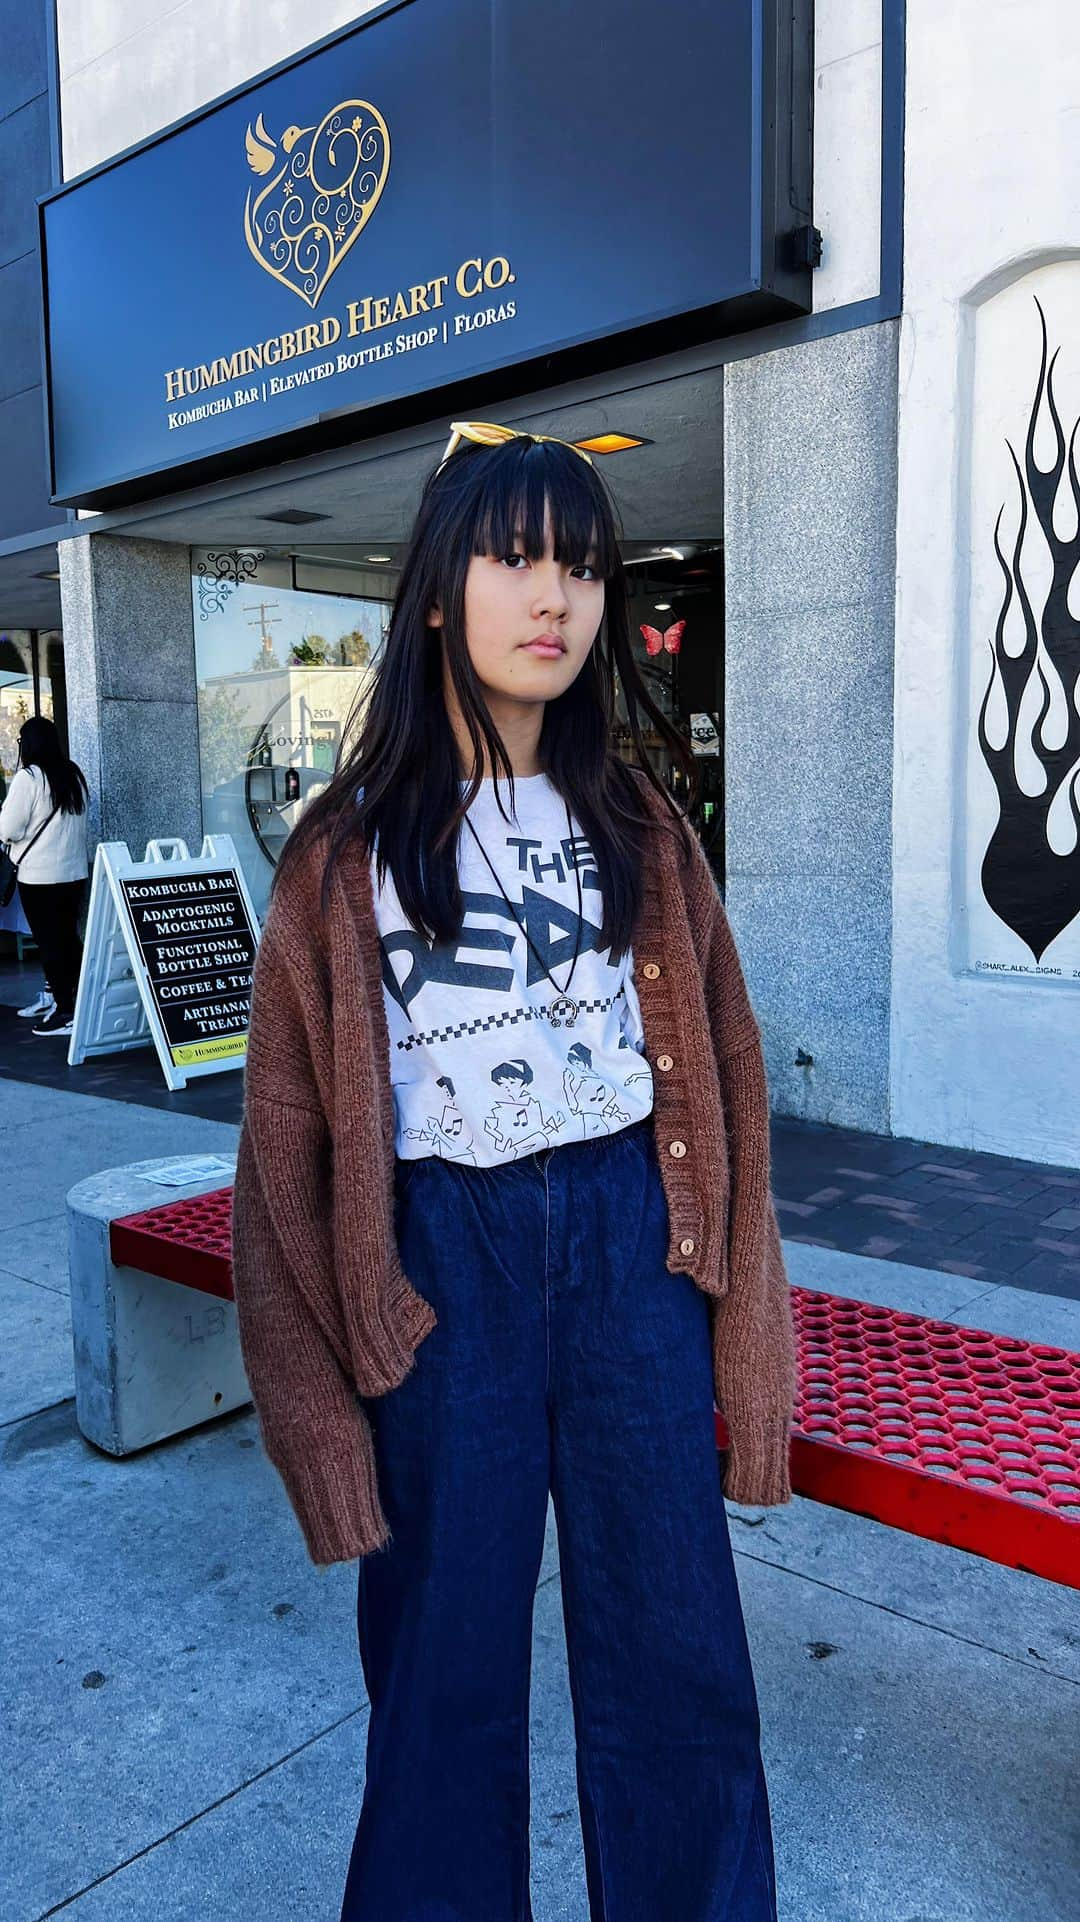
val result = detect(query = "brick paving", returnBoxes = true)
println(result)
[2,989,1078,1303]
[771,1115,1080,1302]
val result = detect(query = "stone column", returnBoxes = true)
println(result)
[59,534,202,858]
[723,321,899,1133]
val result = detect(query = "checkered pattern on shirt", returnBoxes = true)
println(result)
[395,985,627,1052]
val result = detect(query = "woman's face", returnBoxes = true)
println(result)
[430,500,606,711]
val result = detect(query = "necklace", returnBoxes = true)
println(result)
[462,793,584,1027]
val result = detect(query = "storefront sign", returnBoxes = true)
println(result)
[120,867,257,1066]
[40,0,813,506]
[69,837,261,1090]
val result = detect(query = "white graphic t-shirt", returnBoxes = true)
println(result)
[372,774,654,1165]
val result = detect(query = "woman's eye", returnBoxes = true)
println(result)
[497,553,598,579]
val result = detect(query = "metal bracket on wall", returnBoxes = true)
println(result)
[785,225,824,272]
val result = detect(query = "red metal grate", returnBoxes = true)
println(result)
[717,1288,1080,1587]
[109,1190,1080,1586]
[110,1187,235,1302]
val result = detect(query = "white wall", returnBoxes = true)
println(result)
[813,0,882,311]
[56,1,884,317]
[893,0,1080,1163]
[57,1,385,177]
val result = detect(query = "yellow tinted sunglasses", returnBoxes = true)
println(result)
[437,419,595,472]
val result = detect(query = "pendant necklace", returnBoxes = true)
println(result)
[461,795,584,1028]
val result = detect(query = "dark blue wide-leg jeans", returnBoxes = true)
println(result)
[341,1119,778,1922]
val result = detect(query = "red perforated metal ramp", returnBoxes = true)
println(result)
[110,1188,234,1302]
[716,1288,1080,1589]
[111,1192,1080,1586]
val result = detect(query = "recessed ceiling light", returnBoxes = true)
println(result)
[364,554,393,563]
[258,508,331,525]
[655,603,672,612]
[572,432,650,455]
[34,569,61,581]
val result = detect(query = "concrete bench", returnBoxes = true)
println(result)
[67,1159,246,1456]
[69,1168,1080,1588]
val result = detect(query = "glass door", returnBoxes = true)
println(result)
[613,542,724,874]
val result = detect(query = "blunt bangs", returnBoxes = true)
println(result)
[465,438,620,578]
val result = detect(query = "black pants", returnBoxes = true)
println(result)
[17,878,86,1014]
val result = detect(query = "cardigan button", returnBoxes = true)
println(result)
[668,1139,687,1159]
[679,1237,696,1257]
[656,1053,674,1072]
[642,962,661,980]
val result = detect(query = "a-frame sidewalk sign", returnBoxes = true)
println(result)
[68,836,262,1091]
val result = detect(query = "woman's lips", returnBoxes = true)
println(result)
[521,637,566,658]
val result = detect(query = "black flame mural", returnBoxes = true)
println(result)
[978,298,1080,961]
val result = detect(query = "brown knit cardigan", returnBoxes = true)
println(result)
[231,777,798,1566]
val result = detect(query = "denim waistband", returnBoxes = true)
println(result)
[527,1113,652,1172]
[394,1114,654,1185]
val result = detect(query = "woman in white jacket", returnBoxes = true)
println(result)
[0,717,90,1036]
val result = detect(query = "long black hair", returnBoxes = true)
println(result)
[18,716,88,815]
[276,432,696,955]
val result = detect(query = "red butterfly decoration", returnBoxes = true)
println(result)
[640,619,685,656]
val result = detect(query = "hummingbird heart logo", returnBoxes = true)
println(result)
[243,99,391,309]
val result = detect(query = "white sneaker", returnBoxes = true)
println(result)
[17,991,55,1019]
[32,1007,74,1037]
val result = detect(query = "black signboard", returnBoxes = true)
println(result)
[120,869,257,1069]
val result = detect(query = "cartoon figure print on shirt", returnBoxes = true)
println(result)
[563,1042,631,1139]
[618,1032,653,1084]
[403,1075,479,1164]
[484,1059,565,1155]
[372,776,655,1167]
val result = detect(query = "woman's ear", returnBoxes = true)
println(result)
[425,601,443,630]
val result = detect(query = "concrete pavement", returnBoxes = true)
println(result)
[2,1072,1078,1921]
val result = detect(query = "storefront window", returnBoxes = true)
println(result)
[0,633,35,794]
[614,545,725,871]
[192,555,387,920]
[0,631,67,793]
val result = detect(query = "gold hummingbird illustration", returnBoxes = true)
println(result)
[243,99,391,309]
[244,111,311,176]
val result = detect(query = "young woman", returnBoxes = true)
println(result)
[232,420,797,1922]
[0,716,89,1036]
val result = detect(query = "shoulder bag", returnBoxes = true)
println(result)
[0,803,60,908]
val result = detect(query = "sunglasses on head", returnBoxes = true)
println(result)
[436,419,595,471]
